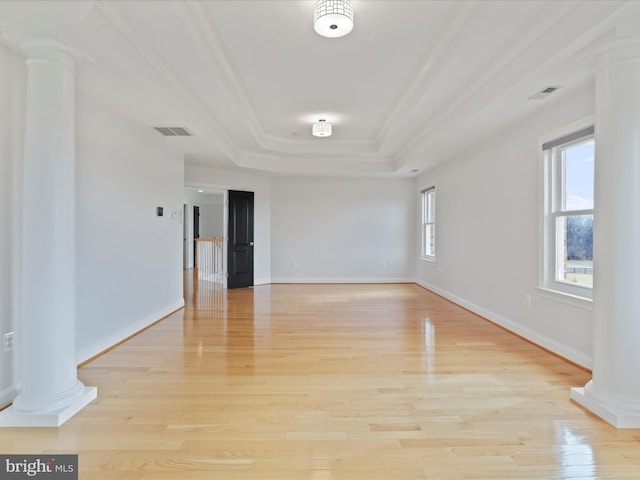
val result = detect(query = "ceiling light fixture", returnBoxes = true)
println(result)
[314,0,354,38]
[312,119,332,137]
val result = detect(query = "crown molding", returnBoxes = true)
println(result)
[179,1,384,157]
[235,150,394,176]
[258,133,378,155]
[179,1,265,145]
[95,0,240,164]
[393,0,584,165]
[95,0,388,164]
[374,0,479,148]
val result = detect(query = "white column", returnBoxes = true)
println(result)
[571,30,640,428]
[0,36,96,427]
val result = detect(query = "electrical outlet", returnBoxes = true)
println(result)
[292,261,299,269]
[3,332,14,353]
[524,294,532,308]
[380,261,386,268]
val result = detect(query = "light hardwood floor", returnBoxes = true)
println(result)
[3,274,640,479]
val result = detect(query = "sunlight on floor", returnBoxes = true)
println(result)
[555,422,597,479]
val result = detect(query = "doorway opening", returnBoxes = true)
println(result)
[183,188,226,288]
[183,187,255,291]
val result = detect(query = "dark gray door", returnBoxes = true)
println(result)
[193,205,200,264]
[228,190,254,289]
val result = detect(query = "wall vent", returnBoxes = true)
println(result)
[528,86,561,100]
[154,126,193,136]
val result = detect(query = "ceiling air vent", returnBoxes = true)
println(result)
[528,86,561,100]
[154,126,193,137]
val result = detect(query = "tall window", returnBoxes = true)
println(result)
[543,126,594,298]
[421,187,436,260]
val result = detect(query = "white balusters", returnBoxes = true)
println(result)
[195,238,224,284]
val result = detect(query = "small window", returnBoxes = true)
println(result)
[421,187,436,260]
[542,126,594,298]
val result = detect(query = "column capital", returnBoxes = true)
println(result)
[588,27,640,71]
[1,29,91,70]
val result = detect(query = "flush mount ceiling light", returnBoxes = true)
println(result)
[314,0,354,38]
[312,119,332,137]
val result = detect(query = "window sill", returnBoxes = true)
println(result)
[536,287,593,311]
[420,256,436,263]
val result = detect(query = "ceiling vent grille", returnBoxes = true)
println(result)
[528,86,561,100]
[154,127,193,136]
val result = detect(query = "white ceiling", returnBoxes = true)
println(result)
[1,1,638,176]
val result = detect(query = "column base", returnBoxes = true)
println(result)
[0,386,97,427]
[571,387,640,428]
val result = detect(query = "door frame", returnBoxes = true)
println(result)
[183,203,189,268]
[183,185,229,288]
[222,190,229,289]
[183,202,195,269]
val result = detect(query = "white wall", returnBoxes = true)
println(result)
[0,43,25,407]
[271,176,416,282]
[75,93,185,363]
[183,189,224,238]
[416,86,595,368]
[199,202,224,238]
[185,165,272,285]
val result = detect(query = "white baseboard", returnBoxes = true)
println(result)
[76,298,185,364]
[254,277,271,286]
[415,279,592,369]
[271,277,415,284]
[0,386,17,410]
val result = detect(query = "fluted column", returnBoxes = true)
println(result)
[571,29,640,428]
[0,36,96,427]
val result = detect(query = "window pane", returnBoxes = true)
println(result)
[555,214,593,287]
[426,224,435,257]
[423,224,427,255]
[428,191,435,222]
[421,188,436,258]
[422,193,427,223]
[564,140,594,211]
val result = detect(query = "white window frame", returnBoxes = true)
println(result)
[540,120,594,302]
[421,186,436,261]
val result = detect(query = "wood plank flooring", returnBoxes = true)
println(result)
[3,274,640,479]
